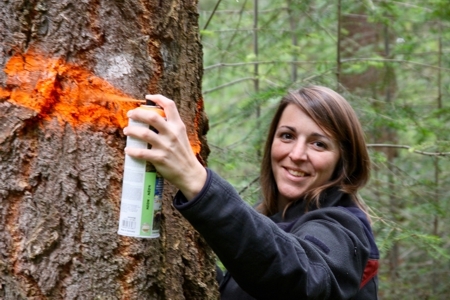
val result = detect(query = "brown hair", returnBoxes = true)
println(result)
[258,85,370,216]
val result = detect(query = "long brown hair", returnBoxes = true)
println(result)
[258,85,370,216]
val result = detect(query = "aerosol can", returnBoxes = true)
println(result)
[117,101,165,238]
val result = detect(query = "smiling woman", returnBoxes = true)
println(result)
[124,86,379,300]
[270,104,340,210]
[260,86,371,216]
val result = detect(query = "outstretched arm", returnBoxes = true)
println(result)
[174,169,370,300]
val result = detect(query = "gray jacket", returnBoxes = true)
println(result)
[174,169,379,300]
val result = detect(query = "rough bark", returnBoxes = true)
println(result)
[0,0,215,299]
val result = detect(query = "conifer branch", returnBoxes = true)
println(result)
[204,60,320,71]
[367,144,450,156]
[238,176,260,195]
[202,77,256,94]
[204,59,450,72]
[340,58,450,71]
[203,0,223,31]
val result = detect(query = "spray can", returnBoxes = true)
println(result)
[118,102,165,238]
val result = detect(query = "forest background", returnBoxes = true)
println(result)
[197,0,450,299]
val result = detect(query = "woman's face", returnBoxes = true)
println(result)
[271,104,340,209]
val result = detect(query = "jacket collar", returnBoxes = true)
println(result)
[270,187,354,222]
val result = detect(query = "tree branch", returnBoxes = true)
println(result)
[202,77,256,94]
[340,58,450,71]
[239,176,260,195]
[204,60,321,71]
[202,0,223,31]
[204,58,450,72]
[367,144,450,156]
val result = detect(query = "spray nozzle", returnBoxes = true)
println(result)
[146,99,156,106]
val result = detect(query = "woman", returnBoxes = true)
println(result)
[124,85,379,300]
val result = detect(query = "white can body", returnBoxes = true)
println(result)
[117,106,164,238]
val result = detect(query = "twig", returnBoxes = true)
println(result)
[336,0,342,90]
[367,144,450,156]
[340,58,450,71]
[204,58,450,72]
[202,77,256,94]
[239,176,260,195]
[203,0,223,31]
[204,60,321,71]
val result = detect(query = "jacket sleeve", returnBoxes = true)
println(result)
[173,169,370,300]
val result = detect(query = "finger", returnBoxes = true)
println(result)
[144,94,183,123]
[123,129,169,166]
[124,144,162,159]
[124,146,151,160]
[126,107,168,134]
[123,125,160,148]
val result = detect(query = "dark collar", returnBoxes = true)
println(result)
[270,187,354,222]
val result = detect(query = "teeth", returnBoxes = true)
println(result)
[288,169,305,177]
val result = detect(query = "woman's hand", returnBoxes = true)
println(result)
[123,94,207,200]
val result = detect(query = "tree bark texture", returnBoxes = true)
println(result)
[0,1,215,299]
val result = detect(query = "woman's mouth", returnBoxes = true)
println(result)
[287,168,308,177]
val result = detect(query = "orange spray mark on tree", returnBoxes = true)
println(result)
[190,96,205,156]
[0,49,203,156]
[1,49,141,129]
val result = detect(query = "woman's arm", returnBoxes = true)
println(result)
[124,96,370,299]
[174,169,370,300]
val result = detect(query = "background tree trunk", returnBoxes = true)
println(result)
[339,7,400,293]
[0,0,215,299]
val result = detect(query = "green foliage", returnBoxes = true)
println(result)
[199,0,450,298]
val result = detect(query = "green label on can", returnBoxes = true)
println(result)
[140,171,156,236]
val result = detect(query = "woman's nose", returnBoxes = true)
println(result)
[289,142,308,162]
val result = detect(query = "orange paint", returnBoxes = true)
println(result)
[189,97,204,155]
[1,49,141,129]
[0,48,203,156]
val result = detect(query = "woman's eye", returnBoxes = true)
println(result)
[313,141,327,149]
[280,133,294,140]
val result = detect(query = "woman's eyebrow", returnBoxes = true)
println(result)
[277,126,334,141]
[310,132,331,140]
[278,125,296,131]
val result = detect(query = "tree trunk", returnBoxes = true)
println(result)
[0,1,215,299]
[339,8,399,290]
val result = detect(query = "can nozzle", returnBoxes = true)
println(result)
[146,99,156,106]
[144,93,156,106]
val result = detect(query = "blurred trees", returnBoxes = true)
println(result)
[198,0,450,298]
